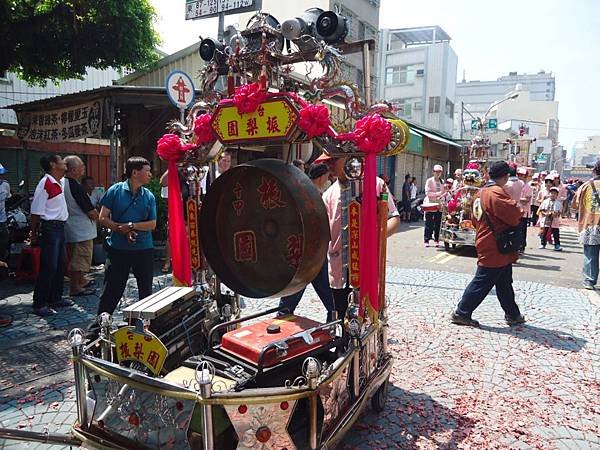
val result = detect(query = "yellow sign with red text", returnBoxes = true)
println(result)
[211,97,299,144]
[113,327,167,376]
[349,200,360,288]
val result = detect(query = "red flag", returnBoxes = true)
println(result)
[167,164,192,286]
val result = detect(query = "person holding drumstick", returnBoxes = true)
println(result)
[423,164,447,247]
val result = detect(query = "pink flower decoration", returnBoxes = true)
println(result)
[156,134,191,162]
[353,114,392,154]
[233,82,266,114]
[465,162,480,170]
[448,198,458,214]
[297,104,331,138]
[193,113,215,145]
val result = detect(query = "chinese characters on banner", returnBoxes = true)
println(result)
[16,100,103,142]
[113,327,168,376]
[211,98,299,144]
[187,199,201,270]
[349,200,361,288]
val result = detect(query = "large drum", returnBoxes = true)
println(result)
[199,158,330,298]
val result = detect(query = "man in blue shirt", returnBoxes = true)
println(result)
[96,157,156,319]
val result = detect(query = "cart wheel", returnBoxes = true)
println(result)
[444,241,451,252]
[371,378,389,413]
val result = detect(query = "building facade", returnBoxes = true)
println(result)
[377,26,458,137]
[572,135,600,166]
[0,67,125,190]
[455,70,555,138]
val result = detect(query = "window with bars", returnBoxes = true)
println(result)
[428,96,440,113]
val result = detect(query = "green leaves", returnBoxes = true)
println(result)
[1,0,161,84]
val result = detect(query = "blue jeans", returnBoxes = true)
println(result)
[456,264,521,319]
[583,244,600,286]
[33,221,66,308]
[278,258,335,321]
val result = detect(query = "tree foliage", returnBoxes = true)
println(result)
[0,0,161,84]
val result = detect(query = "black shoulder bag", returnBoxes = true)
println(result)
[481,189,524,254]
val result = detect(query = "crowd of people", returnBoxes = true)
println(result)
[1,150,599,333]
[418,161,582,252]
[443,159,600,327]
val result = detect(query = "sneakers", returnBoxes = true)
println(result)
[424,240,430,247]
[51,298,75,308]
[538,244,546,249]
[505,314,526,326]
[583,283,595,290]
[554,245,563,252]
[435,241,441,247]
[33,306,57,317]
[450,311,480,327]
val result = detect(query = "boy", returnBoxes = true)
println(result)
[538,187,562,251]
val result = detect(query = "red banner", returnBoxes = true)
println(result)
[349,200,360,288]
[186,199,201,270]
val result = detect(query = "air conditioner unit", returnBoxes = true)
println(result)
[414,102,423,110]
[416,69,424,77]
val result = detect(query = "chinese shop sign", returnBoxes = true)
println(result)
[211,97,299,145]
[113,327,168,376]
[16,100,103,142]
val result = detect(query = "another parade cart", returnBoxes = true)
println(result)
[0,8,410,450]
[441,163,484,251]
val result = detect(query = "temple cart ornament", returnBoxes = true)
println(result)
[0,7,410,450]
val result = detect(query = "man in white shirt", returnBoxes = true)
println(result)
[0,164,11,263]
[30,154,74,316]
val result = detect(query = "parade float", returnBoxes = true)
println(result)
[0,8,410,449]
[440,162,483,251]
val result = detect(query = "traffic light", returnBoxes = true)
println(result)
[519,126,525,136]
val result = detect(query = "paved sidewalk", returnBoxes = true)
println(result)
[0,267,598,449]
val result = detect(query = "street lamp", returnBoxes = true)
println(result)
[464,93,519,161]
[482,92,519,124]
[552,157,566,172]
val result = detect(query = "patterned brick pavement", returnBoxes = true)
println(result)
[0,267,598,449]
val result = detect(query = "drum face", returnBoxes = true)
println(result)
[200,159,330,298]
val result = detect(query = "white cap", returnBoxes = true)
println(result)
[433,164,443,172]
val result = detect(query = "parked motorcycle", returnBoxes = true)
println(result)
[397,194,425,222]
[5,181,31,266]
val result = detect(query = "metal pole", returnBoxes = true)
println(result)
[217,13,225,41]
[0,428,81,446]
[362,42,371,106]
[68,329,89,430]
[308,394,318,449]
[460,101,464,140]
[199,371,214,450]
[109,102,117,184]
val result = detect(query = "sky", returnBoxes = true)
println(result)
[150,0,600,152]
